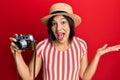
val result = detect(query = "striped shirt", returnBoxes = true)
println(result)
[36,37,87,80]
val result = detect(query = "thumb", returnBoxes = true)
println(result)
[102,44,108,49]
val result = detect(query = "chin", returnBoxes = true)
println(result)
[58,39,68,44]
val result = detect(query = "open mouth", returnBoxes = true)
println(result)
[56,32,65,41]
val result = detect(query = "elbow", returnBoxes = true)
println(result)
[22,77,33,80]
[22,74,33,80]
[81,74,93,80]
[82,77,92,80]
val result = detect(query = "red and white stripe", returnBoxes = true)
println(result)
[36,37,87,80]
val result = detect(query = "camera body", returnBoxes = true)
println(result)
[14,34,35,50]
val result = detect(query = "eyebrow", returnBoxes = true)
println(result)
[60,17,66,20]
[53,17,66,22]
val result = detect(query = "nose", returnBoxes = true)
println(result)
[56,23,61,31]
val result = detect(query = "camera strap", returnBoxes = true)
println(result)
[33,40,37,80]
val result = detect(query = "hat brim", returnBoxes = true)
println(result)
[41,13,81,27]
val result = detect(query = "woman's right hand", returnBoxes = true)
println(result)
[9,36,22,54]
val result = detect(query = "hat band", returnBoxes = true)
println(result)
[50,11,67,14]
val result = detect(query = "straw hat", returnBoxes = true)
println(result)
[41,3,81,27]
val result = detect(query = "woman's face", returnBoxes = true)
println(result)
[51,15,70,44]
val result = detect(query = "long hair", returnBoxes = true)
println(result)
[47,15,75,43]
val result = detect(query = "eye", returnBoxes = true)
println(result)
[51,21,57,26]
[61,21,67,25]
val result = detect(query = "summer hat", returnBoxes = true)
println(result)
[41,3,81,27]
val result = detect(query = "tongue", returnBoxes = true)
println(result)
[57,33,64,40]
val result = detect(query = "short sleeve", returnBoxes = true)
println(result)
[36,39,47,57]
[76,37,87,58]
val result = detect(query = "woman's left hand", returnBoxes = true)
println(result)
[96,44,120,56]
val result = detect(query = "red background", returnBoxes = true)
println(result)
[0,0,120,80]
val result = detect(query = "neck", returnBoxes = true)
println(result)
[53,40,71,51]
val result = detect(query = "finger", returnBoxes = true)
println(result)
[109,44,120,51]
[9,37,17,42]
[104,45,120,53]
[102,44,108,49]
[117,44,120,51]
[115,44,120,49]
[10,45,17,53]
[10,45,21,54]
[14,34,18,37]
[11,42,19,50]
[10,46,15,53]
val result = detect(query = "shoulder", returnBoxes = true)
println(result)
[36,38,50,56]
[36,38,49,51]
[73,36,87,49]
[73,37,87,56]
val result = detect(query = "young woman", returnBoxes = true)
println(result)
[10,3,120,80]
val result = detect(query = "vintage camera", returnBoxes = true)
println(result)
[14,34,35,50]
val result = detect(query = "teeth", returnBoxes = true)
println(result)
[57,32,64,40]
[59,34,62,37]
[58,34,62,37]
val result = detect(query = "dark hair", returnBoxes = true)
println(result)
[47,15,75,43]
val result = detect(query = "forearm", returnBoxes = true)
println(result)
[14,53,32,80]
[81,44,120,80]
[82,54,101,80]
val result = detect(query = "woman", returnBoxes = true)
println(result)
[10,3,120,80]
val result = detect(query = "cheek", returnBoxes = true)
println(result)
[66,26,70,34]
[51,27,56,36]
[51,27,55,32]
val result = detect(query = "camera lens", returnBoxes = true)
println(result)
[16,40,28,49]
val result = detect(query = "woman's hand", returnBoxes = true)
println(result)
[10,37,22,54]
[96,44,120,56]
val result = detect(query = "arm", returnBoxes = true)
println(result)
[80,44,120,80]
[10,37,42,80]
[80,52,100,80]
